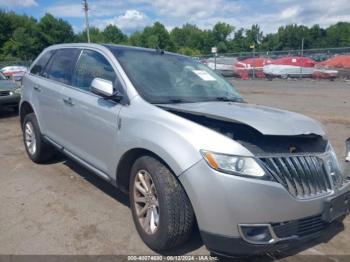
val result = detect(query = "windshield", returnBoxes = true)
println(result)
[109,47,243,104]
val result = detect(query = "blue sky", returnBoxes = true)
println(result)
[1,0,350,34]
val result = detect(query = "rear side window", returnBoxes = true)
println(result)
[44,48,81,85]
[72,50,117,91]
[30,50,55,76]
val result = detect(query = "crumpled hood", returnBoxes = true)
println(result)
[159,102,326,136]
[0,80,17,91]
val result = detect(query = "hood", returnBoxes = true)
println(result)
[0,80,17,91]
[159,102,326,137]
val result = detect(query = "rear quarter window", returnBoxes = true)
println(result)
[44,48,81,85]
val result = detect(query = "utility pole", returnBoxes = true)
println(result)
[250,44,256,79]
[82,0,90,43]
[299,37,304,79]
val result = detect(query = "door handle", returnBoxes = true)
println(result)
[33,85,42,92]
[62,97,75,106]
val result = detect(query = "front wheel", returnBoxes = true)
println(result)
[130,156,195,251]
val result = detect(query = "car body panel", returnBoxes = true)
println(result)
[180,159,350,237]
[0,78,20,106]
[59,85,122,174]
[22,74,66,145]
[158,101,326,136]
[20,44,350,256]
[113,96,253,178]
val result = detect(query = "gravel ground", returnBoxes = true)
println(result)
[0,79,349,260]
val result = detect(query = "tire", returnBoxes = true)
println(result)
[336,214,346,223]
[22,113,56,163]
[130,156,195,251]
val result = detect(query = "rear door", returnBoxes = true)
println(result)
[36,48,81,144]
[26,50,55,132]
[59,49,122,174]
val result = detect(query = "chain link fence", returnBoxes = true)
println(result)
[2,47,350,81]
[197,47,350,80]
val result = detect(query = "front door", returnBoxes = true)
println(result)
[60,49,122,175]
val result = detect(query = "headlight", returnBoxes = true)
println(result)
[201,150,266,178]
[326,143,341,172]
[345,138,350,162]
[9,91,14,96]
[325,143,344,184]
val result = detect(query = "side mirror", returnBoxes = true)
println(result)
[90,78,123,102]
[346,138,350,162]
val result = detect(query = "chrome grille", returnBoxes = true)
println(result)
[260,155,332,199]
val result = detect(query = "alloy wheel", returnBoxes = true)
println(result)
[24,122,36,156]
[133,170,159,234]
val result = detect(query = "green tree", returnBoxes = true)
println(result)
[309,24,327,48]
[212,22,234,43]
[102,25,127,44]
[75,27,103,43]
[177,47,201,56]
[230,28,246,52]
[326,22,350,47]
[128,31,143,46]
[2,10,350,60]
[170,24,214,54]
[141,22,174,50]
[245,24,263,50]
[1,14,42,60]
[38,13,74,46]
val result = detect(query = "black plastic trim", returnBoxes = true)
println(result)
[200,228,326,256]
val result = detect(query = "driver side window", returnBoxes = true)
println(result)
[72,50,117,91]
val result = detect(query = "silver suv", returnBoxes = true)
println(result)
[20,44,350,256]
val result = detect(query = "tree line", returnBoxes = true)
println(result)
[1,10,350,61]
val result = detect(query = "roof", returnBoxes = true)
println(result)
[44,43,185,57]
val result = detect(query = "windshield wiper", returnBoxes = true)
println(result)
[212,97,243,102]
[157,98,188,104]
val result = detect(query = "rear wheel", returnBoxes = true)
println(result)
[22,113,56,163]
[130,156,195,251]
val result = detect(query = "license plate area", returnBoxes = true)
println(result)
[322,191,350,222]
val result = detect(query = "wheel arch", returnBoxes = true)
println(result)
[19,101,34,128]
[116,148,177,193]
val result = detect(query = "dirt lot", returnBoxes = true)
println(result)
[0,79,349,260]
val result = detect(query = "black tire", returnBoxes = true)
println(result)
[336,214,346,223]
[129,155,195,251]
[22,113,56,163]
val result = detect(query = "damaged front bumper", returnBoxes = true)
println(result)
[179,159,350,256]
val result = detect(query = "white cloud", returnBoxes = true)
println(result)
[46,4,84,18]
[150,0,243,19]
[45,1,124,18]
[279,6,301,20]
[0,0,37,7]
[43,0,350,34]
[93,10,150,33]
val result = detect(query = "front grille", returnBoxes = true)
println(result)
[273,215,327,238]
[260,155,332,199]
[0,91,10,96]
